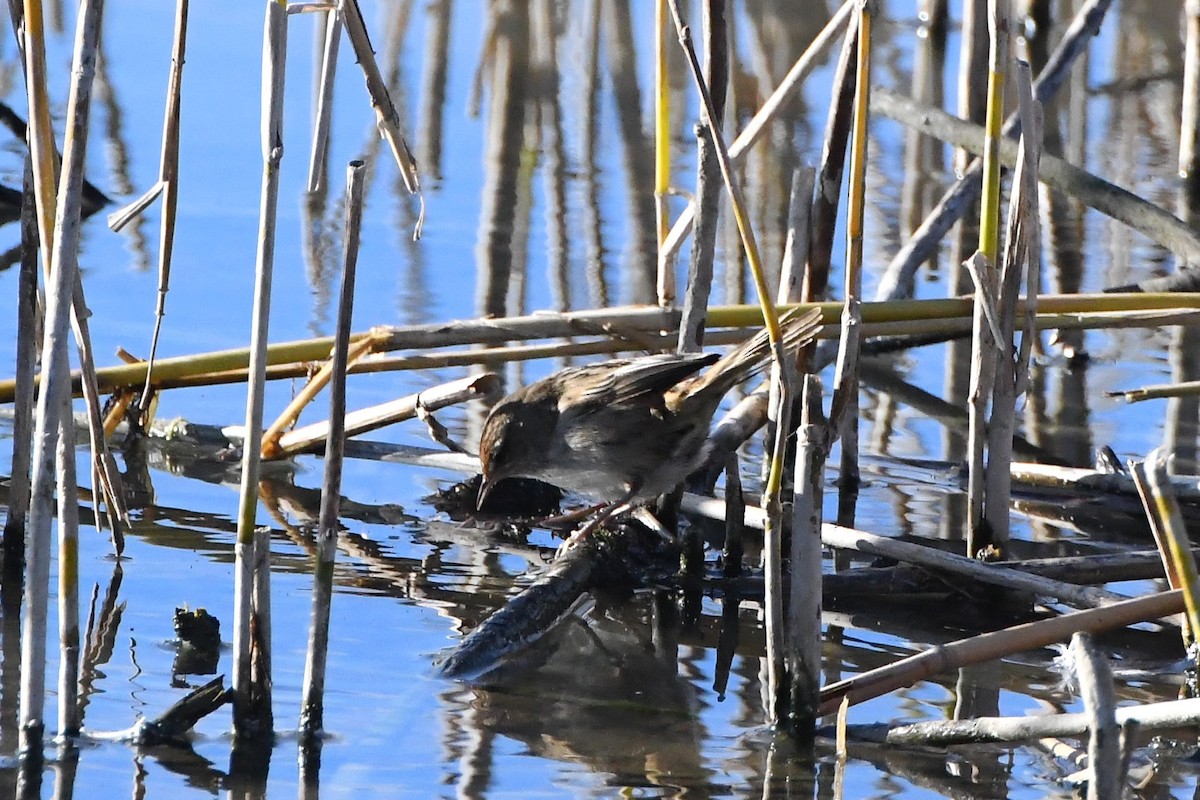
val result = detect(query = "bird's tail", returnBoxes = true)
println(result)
[690,306,825,396]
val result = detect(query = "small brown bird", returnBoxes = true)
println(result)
[476,308,823,522]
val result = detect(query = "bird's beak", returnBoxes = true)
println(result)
[476,474,494,510]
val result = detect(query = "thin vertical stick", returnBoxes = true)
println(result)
[676,0,728,352]
[139,0,189,417]
[299,160,365,741]
[233,0,286,740]
[306,7,340,193]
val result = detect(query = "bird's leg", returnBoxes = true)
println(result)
[554,486,641,558]
[536,503,606,531]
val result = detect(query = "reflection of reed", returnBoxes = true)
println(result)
[475,1,529,322]
[600,0,655,305]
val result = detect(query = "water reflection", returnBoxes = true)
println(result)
[0,0,1198,797]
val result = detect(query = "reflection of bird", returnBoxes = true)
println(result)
[476,308,823,535]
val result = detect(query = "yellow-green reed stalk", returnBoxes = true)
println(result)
[654,0,672,306]
[232,0,287,740]
[828,0,871,462]
[977,0,1008,261]
[1132,452,1200,651]
[21,0,57,272]
[665,0,798,728]
[260,334,379,459]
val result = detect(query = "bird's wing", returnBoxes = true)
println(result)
[565,353,718,410]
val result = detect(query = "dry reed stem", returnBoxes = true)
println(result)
[788,375,825,732]
[1131,451,1200,646]
[965,251,998,555]
[842,694,1200,747]
[338,0,422,235]
[1070,633,1119,800]
[818,589,1183,716]
[260,334,379,458]
[976,0,1008,263]
[983,61,1041,546]
[9,296,1200,404]
[270,374,498,460]
[139,0,189,417]
[4,156,38,571]
[232,0,286,741]
[820,523,1128,610]
[826,0,869,481]
[300,160,364,740]
[306,8,340,193]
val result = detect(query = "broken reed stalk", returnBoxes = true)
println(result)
[29,0,105,748]
[300,160,364,741]
[977,0,1007,264]
[819,524,1128,610]
[676,0,729,352]
[787,375,825,734]
[19,0,57,269]
[964,0,1009,556]
[338,0,422,235]
[138,0,189,418]
[306,7,341,193]
[827,0,870,497]
[983,61,1041,545]
[875,0,1115,301]
[762,353,794,727]
[653,0,671,306]
[842,695,1200,747]
[807,13,857,300]
[965,250,998,556]
[268,374,498,460]
[1131,451,1200,646]
[232,0,286,741]
[818,589,1184,716]
[1070,633,1119,800]
[1113,379,1200,402]
[661,0,854,261]
[870,90,1200,263]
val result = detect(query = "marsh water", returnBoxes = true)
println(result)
[0,0,1197,797]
